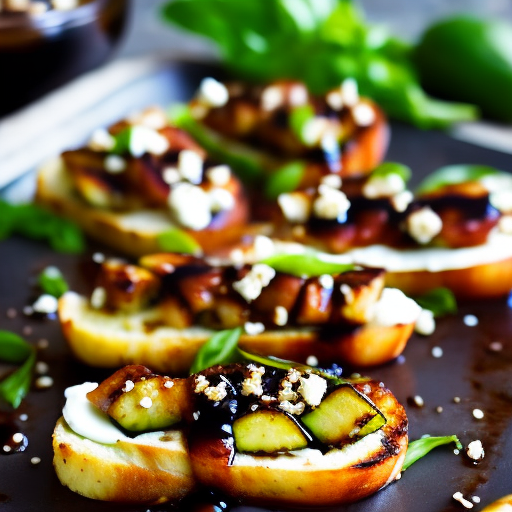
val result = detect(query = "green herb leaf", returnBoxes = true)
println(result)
[265,161,306,199]
[402,434,462,470]
[190,327,243,374]
[371,162,411,183]
[262,253,354,278]
[414,288,457,317]
[289,104,316,143]
[0,331,32,364]
[168,103,263,184]
[157,228,202,255]
[416,165,502,195]
[0,200,84,253]
[0,349,36,409]
[110,126,134,155]
[38,266,69,298]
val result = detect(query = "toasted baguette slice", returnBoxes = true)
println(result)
[481,495,512,512]
[58,291,417,373]
[36,158,249,257]
[189,380,408,507]
[52,417,194,503]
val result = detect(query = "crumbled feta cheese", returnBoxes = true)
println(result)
[139,397,152,409]
[204,381,228,402]
[130,126,170,157]
[415,309,436,336]
[127,107,167,130]
[164,379,174,388]
[306,355,319,367]
[463,314,478,327]
[241,366,265,397]
[104,155,126,174]
[206,165,231,186]
[253,235,276,261]
[233,264,276,302]
[391,189,414,212]
[490,190,512,213]
[363,173,406,199]
[278,400,305,415]
[472,408,484,419]
[88,128,115,152]
[302,117,330,146]
[326,90,344,111]
[369,288,421,327]
[32,294,58,315]
[340,78,359,107]
[194,375,209,393]
[123,380,135,392]
[209,188,235,212]
[178,149,203,184]
[273,306,288,326]
[261,85,284,111]
[244,321,265,335]
[498,215,512,234]
[162,167,181,185]
[352,103,376,127]
[197,77,229,108]
[406,207,443,244]
[289,84,309,106]
[168,182,212,230]
[453,492,474,509]
[319,274,334,289]
[313,184,350,220]
[90,287,107,310]
[278,192,311,223]
[278,381,298,402]
[431,346,443,358]
[320,174,342,189]
[298,374,327,407]
[466,440,484,461]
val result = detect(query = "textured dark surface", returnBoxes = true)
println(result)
[1,61,512,512]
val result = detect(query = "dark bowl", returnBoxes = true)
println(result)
[0,0,129,117]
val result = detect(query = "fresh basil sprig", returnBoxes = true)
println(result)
[265,161,306,199]
[402,434,462,470]
[189,327,243,374]
[0,200,84,253]
[262,253,354,278]
[0,331,36,409]
[157,228,202,255]
[414,287,457,317]
[38,266,69,298]
[289,104,316,144]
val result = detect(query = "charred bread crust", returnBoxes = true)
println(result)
[52,417,195,503]
[36,158,249,257]
[58,291,416,372]
[188,380,408,507]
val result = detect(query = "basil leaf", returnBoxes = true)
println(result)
[0,201,84,253]
[402,435,462,471]
[262,253,354,278]
[0,349,36,409]
[371,162,411,183]
[265,161,306,199]
[169,104,263,184]
[414,288,457,317]
[38,266,69,298]
[289,104,315,143]
[0,331,32,364]
[190,327,243,374]
[110,126,134,155]
[416,165,501,195]
[157,228,202,255]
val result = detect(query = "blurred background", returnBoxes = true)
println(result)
[121,0,512,58]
